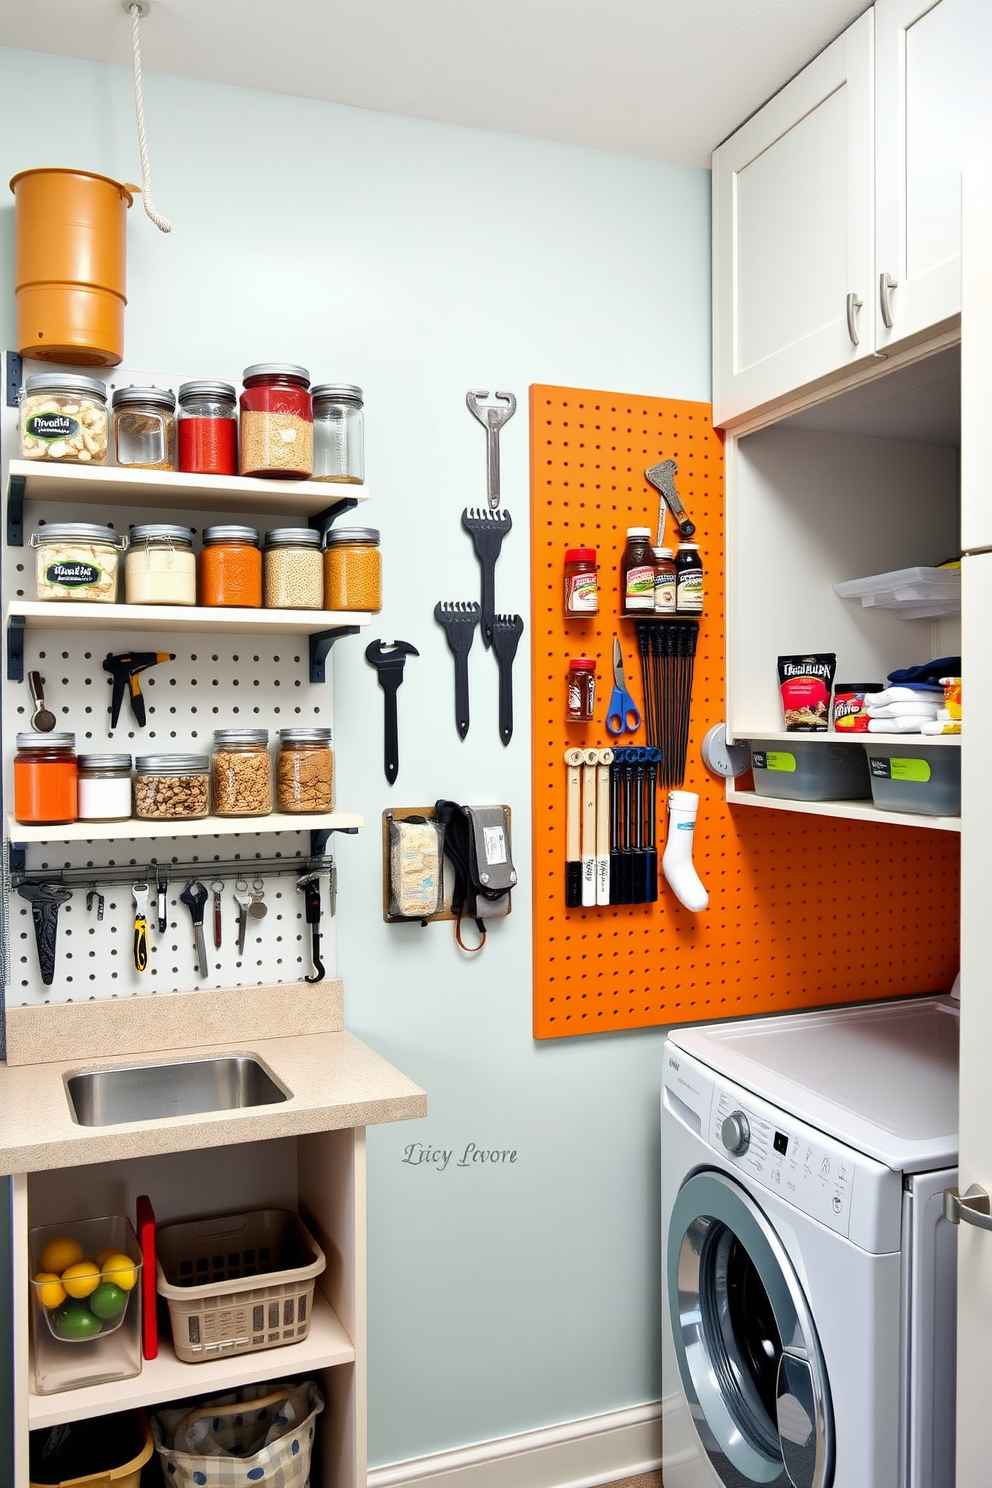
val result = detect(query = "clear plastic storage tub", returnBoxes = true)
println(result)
[749,740,872,801]
[29,1215,142,1395]
[833,565,960,619]
[864,743,961,816]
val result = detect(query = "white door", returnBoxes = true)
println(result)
[875,0,992,352]
[712,11,874,428]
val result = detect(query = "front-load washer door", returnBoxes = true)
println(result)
[668,1169,834,1488]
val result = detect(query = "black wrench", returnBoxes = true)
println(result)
[17,883,71,986]
[365,639,419,785]
[297,873,325,983]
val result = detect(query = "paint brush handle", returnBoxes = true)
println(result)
[564,748,583,908]
[581,760,597,907]
[596,761,611,905]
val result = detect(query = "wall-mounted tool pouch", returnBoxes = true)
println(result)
[435,801,516,951]
[388,814,444,923]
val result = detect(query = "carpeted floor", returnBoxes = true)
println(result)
[604,1475,662,1488]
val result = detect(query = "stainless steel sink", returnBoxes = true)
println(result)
[66,1055,291,1126]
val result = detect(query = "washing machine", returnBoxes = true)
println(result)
[661,994,959,1488]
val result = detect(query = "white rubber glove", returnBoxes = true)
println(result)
[663,790,709,913]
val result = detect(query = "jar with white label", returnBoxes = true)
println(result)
[620,527,654,614]
[30,522,126,603]
[125,525,196,606]
[77,754,132,821]
[19,374,109,464]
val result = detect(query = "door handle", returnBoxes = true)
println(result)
[846,292,863,346]
[879,272,898,329]
[944,1183,992,1231]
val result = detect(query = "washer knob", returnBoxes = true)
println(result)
[722,1110,750,1156]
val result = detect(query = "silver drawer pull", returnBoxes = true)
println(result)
[879,272,898,329]
[944,1184,992,1231]
[846,291,863,346]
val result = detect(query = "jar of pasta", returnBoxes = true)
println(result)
[125,525,196,606]
[263,528,323,609]
[276,728,334,813]
[134,755,210,819]
[13,732,77,825]
[199,526,262,607]
[19,374,109,464]
[240,364,313,479]
[211,730,272,816]
[312,384,364,483]
[112,386,176,470]
[322,528,381,612]
[30,522,126,603]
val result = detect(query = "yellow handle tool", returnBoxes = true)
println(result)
[132,881,149,973]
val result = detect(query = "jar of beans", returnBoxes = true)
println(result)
[312,384,364,483]
[240,363,313,480]
[112,386,176,470]
[13,732,77,825]
[126,525,196,606]
[200,526,262,607]
[276,728,334,813]
[323,527,381,612]
[134,755,210,819]
[77,753,132,822]
[177,380,238,476]
[211,730,272,816]
[263,528,323,609]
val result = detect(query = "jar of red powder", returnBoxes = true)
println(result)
[14,732,78,825]
[240,363,313,480]
[200,526,262,607]
[177,380,238,476]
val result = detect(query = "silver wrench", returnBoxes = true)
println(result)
[466,389,516,510]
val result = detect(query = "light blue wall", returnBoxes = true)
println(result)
[0,46,711,1467]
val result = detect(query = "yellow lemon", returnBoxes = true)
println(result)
[100,1253,138,1292]
[61,1260,101,1299]
[95,1247,120,1269]
[33,1271,66,1310]
[39,1236,83,1275]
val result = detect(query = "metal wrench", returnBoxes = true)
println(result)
[180,881,209,980]
[466,389,516,510]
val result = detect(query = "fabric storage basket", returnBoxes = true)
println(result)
[156,1208,325,1363]
[864,742,961,816]
[30,1409,152,1488]
[152,1381,323,1488]
[749,739,872,801]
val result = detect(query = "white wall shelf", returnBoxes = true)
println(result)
[7,810,362,845]
[727,779,960,832]
[732,729,961,748]
[6,600,371,638]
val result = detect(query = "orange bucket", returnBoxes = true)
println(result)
[10,167,135,367]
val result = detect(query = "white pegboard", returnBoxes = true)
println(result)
[2,356,352,1006]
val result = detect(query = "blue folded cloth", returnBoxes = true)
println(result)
[887,657,960,691]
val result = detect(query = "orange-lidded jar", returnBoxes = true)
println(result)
[199,525,262,607]
[14,731,77,825]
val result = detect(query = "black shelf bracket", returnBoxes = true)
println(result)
[5,351,23,408]
[310,824,358,857]
[7,614,25,682]
[309,625,360,683]
[7,472,25,547]
[308,496,360,539]
[8,844,26,874]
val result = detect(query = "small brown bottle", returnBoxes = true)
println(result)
[621,527,655,614]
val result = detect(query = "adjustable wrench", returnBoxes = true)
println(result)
[365,639,419,785]
[466,389,516,510]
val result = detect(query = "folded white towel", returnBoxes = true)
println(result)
[866,686,944,707]
[868,716,934,733]
[867,701,941,718]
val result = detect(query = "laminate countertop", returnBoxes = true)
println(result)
[0,982,427,1174]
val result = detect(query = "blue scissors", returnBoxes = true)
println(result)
[606,636,641,736]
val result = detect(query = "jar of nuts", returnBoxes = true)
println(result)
[212,730,272,816]
[263,528,323,609]
[19,374,109,464]
[134,755,210,819]
[322,527,381,612]
[30,522,127,603]
[276,728,334,813]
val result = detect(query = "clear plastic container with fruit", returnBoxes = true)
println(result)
[29,1215,142,1393]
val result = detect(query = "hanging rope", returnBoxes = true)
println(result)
[128,0,172,233]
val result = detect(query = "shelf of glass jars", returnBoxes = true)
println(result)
[6,809,363,845]
[5,459,369,545]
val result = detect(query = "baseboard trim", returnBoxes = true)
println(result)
[368,1401,662,1488]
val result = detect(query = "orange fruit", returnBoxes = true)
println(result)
[39,1236,83,1275]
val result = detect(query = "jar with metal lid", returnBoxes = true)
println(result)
[199,526,262,608]
[211,730,272,816]
[563,547,598,616]
[112,386,176,470]
[263,528,323,610]
[312,383,364,483]
[77,753,132,822]
[240,363,313,480]
[13,732,77,825]
[323,527,381,612]
[19,373,109,464]
[276,728,334,813]
[177,380,238,476]
[565,658,596,723]
[134,755,210,819]
[125,524,196,606]
[30,521,126,603]
[653,547,676,614]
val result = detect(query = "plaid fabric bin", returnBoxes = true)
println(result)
[152,1380,323,1488]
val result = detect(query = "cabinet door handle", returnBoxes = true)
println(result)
[846,292,863,347]
[879,272,898,330]
[944,1183,992,1232]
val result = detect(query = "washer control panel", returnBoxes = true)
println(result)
[721,1110,751,1156]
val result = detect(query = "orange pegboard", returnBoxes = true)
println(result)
[530,384,960,1039]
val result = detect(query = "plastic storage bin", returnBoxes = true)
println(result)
[156,1208,325,1362]
[30,1410,152,1488]
[833,565,961,620]
[749,739,872,801]
[29,1215,142,1395]
[864,743,961,816]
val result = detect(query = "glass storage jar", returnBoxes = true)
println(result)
[125,524,196,606]
[30,521,126,603]
[134,755,210,819]
[240,363,313,479]
[322,527,381,612]
[112,386,176,470]
[263,528,323,609]
[199,526,262,607]
[563,547,598,616]
[211,730,272,816]
[177,380,238,475]
[312,383,364,483]
[14,732,78,825]
[77,753,132,822]
[19,373,109,465]
[276,728,334,813]
[565,658,596,723]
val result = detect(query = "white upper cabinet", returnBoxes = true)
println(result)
[875,0,992,352]
[712,13,875,427]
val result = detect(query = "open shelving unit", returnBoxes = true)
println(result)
[6,809,363,845]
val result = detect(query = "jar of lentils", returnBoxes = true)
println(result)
[134,755,210,819]
[77,753,132,822]
[312,384,364,483]
[276,728,334,813]
[200,526,262,607]
[240,363,313,479]
[263,528,323,609]
[126,524,196,605]
[177,380,238,475]
[211,730,272,816]
[323,528,381,612]
[112,386,176,470]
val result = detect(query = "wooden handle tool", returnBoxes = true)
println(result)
[564,749,583,908]
[581,751,598,907]
[596,748,614,905]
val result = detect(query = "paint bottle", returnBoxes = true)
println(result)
[653,547,677,614]
[676,542,704,614]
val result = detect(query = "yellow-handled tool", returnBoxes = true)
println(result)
[132,881,149,973]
